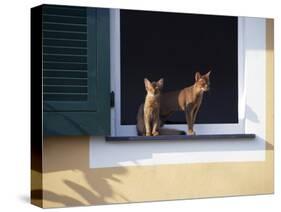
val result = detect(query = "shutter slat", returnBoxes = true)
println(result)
[44,55,87,63]
[43,6,87,17]
[43,69,87,72]
[44,78,87,86]
[44,94,87,101]
[43,23,87,32]
[43,39,87,48]
[43,47,87,55]
[44,70,88,78]
[43,62,87,70]
[43,31,87,40]
[44,72,87,78]
[43,15,87,25]
[44,86,88,93]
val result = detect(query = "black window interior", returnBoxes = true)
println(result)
[120,10,238,125]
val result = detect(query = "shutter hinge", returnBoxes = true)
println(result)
[110,91,115,107]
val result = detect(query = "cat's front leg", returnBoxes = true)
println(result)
[185,105,195,135]
[152,131,159,136]
[144,113,152,136]
[190,107,199,135]
[152,125,159,136]
[152,111,160,136]
[152,122,159,136]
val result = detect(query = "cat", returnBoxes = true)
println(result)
[160,71,211,135]
[136,78,164,136]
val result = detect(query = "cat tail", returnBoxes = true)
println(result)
[158,128,186,135]
[136,103,145,136]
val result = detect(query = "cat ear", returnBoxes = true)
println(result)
[144,78,152,89]
[157,78,164,89]
[195,72,201,81]
[205,71,211,78]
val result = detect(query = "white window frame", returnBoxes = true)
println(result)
[110,9,246,136]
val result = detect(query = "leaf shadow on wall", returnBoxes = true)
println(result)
[31,136,129,208]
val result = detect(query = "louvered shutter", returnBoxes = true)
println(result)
[32,5,111,136]
[42,5,97,111]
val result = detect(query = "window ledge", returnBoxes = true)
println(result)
[105,134,256,142]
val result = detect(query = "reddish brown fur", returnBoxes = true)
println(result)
[137,78,164,136]
[137,72,210,136]
[160,71,211,135]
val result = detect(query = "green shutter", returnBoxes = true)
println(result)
[40,5,110,136]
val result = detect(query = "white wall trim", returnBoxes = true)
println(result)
[110,10,245,136]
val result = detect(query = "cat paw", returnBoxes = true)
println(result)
[187,129,196,135]
[145,133,152,136]
[152,131,159,136]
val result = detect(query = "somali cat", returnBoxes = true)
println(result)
[160,71,211,135]
[136,78,164,136]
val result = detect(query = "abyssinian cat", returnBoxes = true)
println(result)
[136,78,164,136]
[160,71,211,135]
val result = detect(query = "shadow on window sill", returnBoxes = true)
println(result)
[105,134,256,142]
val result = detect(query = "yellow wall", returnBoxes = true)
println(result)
[31,19,274,208]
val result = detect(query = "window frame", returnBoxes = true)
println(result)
[110,9,246,136]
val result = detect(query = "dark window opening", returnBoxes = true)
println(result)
[120,10,238,125]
